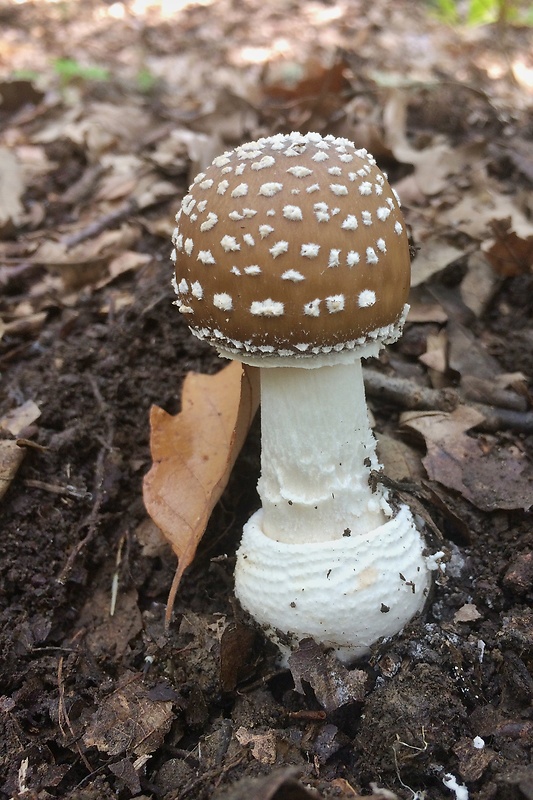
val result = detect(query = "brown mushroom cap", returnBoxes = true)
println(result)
[172,132,411,360]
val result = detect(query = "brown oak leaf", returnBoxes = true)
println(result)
[143,361,259,623]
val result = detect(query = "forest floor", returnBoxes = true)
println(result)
[1,1,533,798]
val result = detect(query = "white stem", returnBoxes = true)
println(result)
[234,359,433,664]
[258,361,390,544]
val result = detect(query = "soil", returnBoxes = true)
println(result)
[1,1,533,799]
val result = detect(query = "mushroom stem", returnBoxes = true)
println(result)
[258,360,390,544]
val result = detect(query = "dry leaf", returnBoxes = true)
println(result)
[411,239,464,287]
[135,518,169,559]
[443,187,533,241]
[0,441,26,501]
[0,147,25,235]
[235,726,277,764]
[133,176,177,210]
[262,57,349,107]
[289,638,366,712]
[401,407,533,512]
[95,154,145,201]
[407,301,448,324]
[143,361,260,622]
[34,102,154,157]
[382,91,484,195]
[96,251,152,288]
[376,433,425,485]
[454,604,482,624]
[83,671,173,757]
[419,329,448,378]
[32,224,140,290]
[149,129,223,177]
[0,311,48,339]
[460,252,500,317]
[0,402,41,501]
[0,400,41,436]
[447,321,502,382]
[483,219,533,277]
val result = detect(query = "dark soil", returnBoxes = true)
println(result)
[1,1,533,798]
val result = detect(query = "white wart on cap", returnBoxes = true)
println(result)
[171,132,410,359]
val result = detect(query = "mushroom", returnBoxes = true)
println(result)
[171,131,432,664]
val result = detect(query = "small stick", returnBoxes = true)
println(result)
[24,479,91,499]
[363,368,459,412]
[61,199,138,249]
[363,368,533,433]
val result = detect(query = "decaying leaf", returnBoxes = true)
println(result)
[402,406,533,512]
[108,758,142,795]
[78,587,143,660]
[220,621,261,692]
[289,639,366,713]
[143,361,260,623]
[83,671,173,757]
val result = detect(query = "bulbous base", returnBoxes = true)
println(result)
[234,505,431,665]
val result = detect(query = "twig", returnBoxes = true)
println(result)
[61,199,138,249]
[288,709,327,721]
[24,479,91,499]
[16,438,48,452]
[469,403,533,434]
[363,368,533,433]
[363,368,460,411]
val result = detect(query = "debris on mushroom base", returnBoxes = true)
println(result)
[171,131,433,665]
